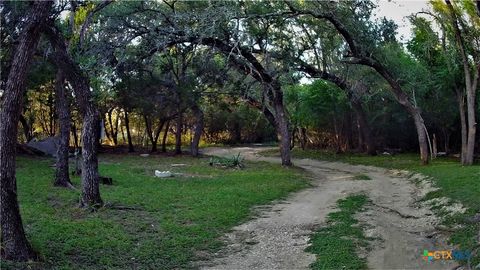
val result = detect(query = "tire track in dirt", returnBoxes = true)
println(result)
[198,147,459,270]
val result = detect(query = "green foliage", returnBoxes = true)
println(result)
[3,155,307,269]
[306,194,370,270]
[286,80,348,129]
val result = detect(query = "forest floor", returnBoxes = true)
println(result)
[201,146,477,270]
[3,153,307,269]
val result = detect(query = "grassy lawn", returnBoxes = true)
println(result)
[261,148,480,267]
[306,194,370,270]
[2,153,307,269]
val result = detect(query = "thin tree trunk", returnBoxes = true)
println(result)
[54,70,73,188]
[175,114,183,155]
[455,87,468,163]
[144,114,154,150]
[0,1,51,261]
[191,105,204,157]
[446,0,478,165]
[71,122,79,149]
[151,119,164,153]
[18,114,33,143]
[124,110,134,152]
[120,119,126,144]
[107,108,118,145]
[144,115,164,152]
[162,120,170,153]
[46,25,102,208]
[432,134,438,159]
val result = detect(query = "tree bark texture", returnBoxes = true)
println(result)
[124,110,135,152]
[54,70,73,188]
[0,1,52,261]
[190,104,204,157]
[175,114,183,154]
[46,25,103,207]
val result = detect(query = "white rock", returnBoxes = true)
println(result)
[155,170,172,178]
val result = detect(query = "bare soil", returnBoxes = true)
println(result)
[198,147,460,270]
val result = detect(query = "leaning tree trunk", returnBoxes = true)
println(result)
[124,110,134,152]
[54,70,73,188]
[369,62,429,165]
[46,25,102,208]
[0,1,52,261]
[175,114,183,155]
[190,104,204,157]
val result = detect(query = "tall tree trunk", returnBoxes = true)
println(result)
[54,70,73,188]
[175,114,183,155]
[446,0,478,165]
[0,1,52,261]
[46,25,102,208]
[271,83,292,166]
[191,105,204,157]
[455,87,468,163]
[465,80,477,164]
[124,110,134,153]
[162,120,170,153]
[144,114,154,150]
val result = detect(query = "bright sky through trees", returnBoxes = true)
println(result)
[376,0,430,41]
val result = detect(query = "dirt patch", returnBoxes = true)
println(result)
[198,147,460,269]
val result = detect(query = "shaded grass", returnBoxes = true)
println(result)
[261,148,480,266]
[306,194,370,270]
[2,154,308,269]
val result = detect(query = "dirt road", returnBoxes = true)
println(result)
[199,147,459,270]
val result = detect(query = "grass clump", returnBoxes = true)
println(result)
[209,153,245,168]
[353,174,371,180]
[306,194,370,270]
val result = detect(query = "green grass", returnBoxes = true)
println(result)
[353,174,372,181]
[2,154,308,269]
[261,148,480,267]
[306,194,370,270]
